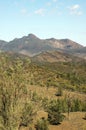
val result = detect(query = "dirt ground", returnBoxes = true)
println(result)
[49,112,86,130]
[21,112,86,130]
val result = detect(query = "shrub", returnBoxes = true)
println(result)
[19,103,33,127]
[55,87,63,96]
[48,110,64,125]
[47,100,64,125]
[35,118,49,130]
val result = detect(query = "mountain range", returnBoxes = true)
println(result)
[0,34,86,61]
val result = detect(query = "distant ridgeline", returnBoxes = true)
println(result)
[0,34,86,59]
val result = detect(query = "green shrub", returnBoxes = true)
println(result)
[47,100,64,125]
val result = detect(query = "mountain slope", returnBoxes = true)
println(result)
[0,52,86,93]
[46,38,83,49]
[65,47,86,59]
[32,50,83,63]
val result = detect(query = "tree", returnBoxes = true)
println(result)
[0,79,28,130]
[66,94,72,117]
[46,80,50,90]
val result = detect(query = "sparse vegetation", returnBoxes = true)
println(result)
[0,52,86,130]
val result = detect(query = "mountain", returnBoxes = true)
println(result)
[46,38,83,49]
[0,40,8,50]
[32,50,83,63]
[2,34,54,56]
[0,34,84,57]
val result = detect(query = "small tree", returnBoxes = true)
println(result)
[0,73,31,130]
[47,100,64,125]
[46,79,51,90]
[66,94,72,117]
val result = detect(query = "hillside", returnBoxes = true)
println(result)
[0,34,84,57]
[0,52,86,130]
[0,52,86,92]
[0,52,86,93]
[32,50,83,63]
[66,47,86,59]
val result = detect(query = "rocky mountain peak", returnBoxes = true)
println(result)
[28,33,40,39]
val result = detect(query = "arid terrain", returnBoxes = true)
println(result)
[0,36,86,130]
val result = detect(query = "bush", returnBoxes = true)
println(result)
[55,87,63,96]
[19,103,33,127]
[47,100,64,125]
[48,110,64,125]
[35,118,49,130]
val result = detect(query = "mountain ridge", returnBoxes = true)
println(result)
[0,33,85,58]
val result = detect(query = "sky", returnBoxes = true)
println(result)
[0,0,86,46]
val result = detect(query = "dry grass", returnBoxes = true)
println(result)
[21,85,86,130]
[28,85,86,101]
[21,111,86,130]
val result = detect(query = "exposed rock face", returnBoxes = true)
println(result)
[46,38,83,49]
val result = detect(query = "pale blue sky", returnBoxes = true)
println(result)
[0,0,86,46]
